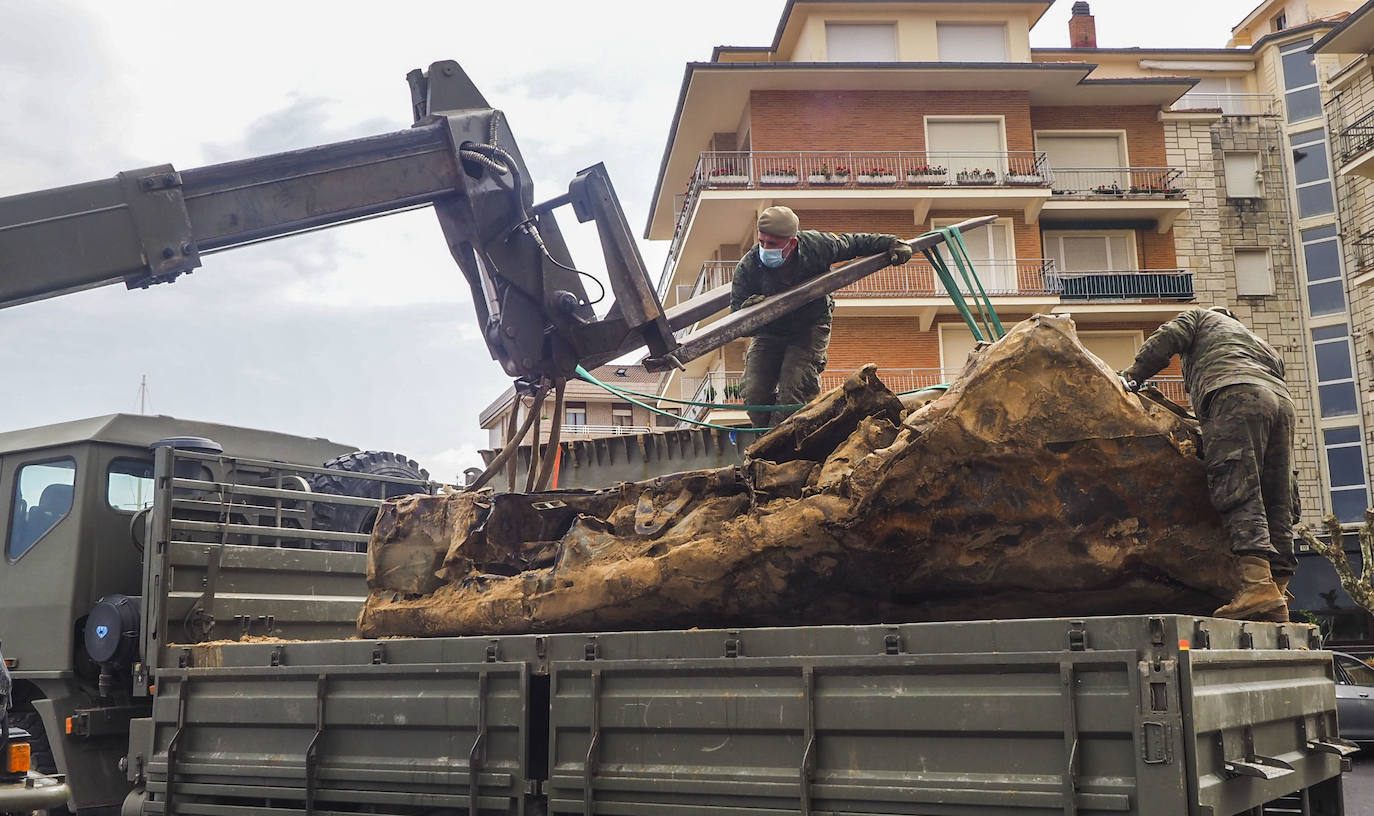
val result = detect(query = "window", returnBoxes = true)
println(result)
[1235,249,1274,296]
[1035,133,1127,190]
[1224,152,1262,198]
[1281,39,1321,123]
[825,23,896,62]
[8,458,76,561]
[1291,130,1335,218]
[1043,231,1137,272]
[936,23,1008,62]
[1313,325,1359,418]
[1336,653,1374,686]
[932,217,1012,292]
[108,458,154,513]
[1078,331,1143,370]
[938,324,979,380]
[564,402,588,426]
[1272,12,1287,33]
[926,119,1006,176]
[611,404,634,429]
[1302,226,1345,315]
[1323,427,1369,523]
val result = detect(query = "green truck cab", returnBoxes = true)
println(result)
[0,414,428,813]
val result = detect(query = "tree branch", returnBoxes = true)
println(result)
[1296,516,1374,614]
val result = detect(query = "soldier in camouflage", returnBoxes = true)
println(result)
[1120,306,1296,622]
[732,206,912,428]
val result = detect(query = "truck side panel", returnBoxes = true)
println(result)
[145,660,530,816]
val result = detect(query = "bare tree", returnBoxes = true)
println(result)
[1296,513,1374,615]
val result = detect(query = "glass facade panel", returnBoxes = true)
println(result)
[1316,341,1354,381]
[1308,280,1346,315]
[1298,183,1335,218]
[1285,87,1323,122]
[1318,382,1359,417]
[1303,225,1339,241]
[1330,488,1368,523]
[1303,240,1341,282]
[1292,137,1330,184]
[1281,44,1318,88]
[1313,325,1349,341]
[1327,446,1365,486]
[1324,427,1361,445]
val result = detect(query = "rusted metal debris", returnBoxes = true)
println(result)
[359,314,1237,637]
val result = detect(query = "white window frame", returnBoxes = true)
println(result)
[1290,128,1334,222]
[564,405,588,426]
[824,21,898,62]
[937,323,979,381]
[1322,427,1370,520]
[932,216,1015,293]
[934,21,1009,62]
[1042,230,1139,272]
[1280,38,1322,124]
[1234,247,1275,296]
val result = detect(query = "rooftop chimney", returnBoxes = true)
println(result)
[1069,1,1097,49]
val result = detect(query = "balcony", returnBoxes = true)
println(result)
[1048,269,1194,301]
[1168,92,1276,117]
[1041,167,1189,233]
[1141,375,1189,407]
[559,423,655,439]
[837,258,1057,298]
[1335,109,1374,179]
[675,260,734,306]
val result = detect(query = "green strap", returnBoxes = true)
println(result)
[940,226,1005,339]
[924,246,986,342]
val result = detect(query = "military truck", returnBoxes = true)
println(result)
[0,61,1360,815]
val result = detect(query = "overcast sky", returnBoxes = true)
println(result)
[0,0,1263,481]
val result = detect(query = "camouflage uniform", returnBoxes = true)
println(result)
[1123,308,1296,575]
[732,230,898,428]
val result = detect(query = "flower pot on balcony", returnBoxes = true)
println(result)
[807,173,850,185]
[857,174,898,185]
[906,172,949,185]
[709,174,749,185]
[956,172,998,186]
[760,173,799,185]
[1005,173,1045,186]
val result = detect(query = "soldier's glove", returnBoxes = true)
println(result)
[1117,370,1141,392]
[886,240,914,266]
[740,294,766,309]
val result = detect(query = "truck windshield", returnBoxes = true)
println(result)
[108,458,154,513]
[8,458,76,560]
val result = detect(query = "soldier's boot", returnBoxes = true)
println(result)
[1213,555,1287,621]
[1274,573,1295,601]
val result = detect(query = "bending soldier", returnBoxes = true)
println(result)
[731,206,912,428]
[1120,306,1296,622]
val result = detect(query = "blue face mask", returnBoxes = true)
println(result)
[758,245,787,268]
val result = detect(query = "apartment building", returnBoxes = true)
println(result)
[644,0,1350,531]
[479,364,666,448]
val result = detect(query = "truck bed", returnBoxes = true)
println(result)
[140,615,1346,816]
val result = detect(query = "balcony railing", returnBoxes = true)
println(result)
[676,260,735,304]
[1336,108,1374,163]
[1169,92,1275,116]
[698,150,1053,191]
[837,258,1057,297]
[559,423,655,439]
[1048,269,1194,301]
[1049,168,1185,198]
[1141,375,1189,406]
[679,367,949,424]
[1350,232,1374,274]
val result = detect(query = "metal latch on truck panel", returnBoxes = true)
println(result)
[486,639,501,663]
[724,631,741,658]
[884,629,903,655]
[1067,620,1088,651]
[1141,721,1173,764]
[1139,659,1177,713]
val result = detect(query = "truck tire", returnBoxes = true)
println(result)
[309,451,429,550]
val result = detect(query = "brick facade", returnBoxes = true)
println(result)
[749,90,1034,151]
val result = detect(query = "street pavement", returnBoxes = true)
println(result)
[1346,751,1373,815]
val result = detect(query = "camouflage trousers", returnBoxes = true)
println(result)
[742,324,831,429]
[1200,384,1297,576]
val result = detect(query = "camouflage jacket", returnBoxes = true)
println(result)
[731,230,897,337]
[1126,307,1291,415]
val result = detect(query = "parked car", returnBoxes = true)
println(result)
[1334,651,1374,744]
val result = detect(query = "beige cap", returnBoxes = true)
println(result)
[757,206,799,238]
